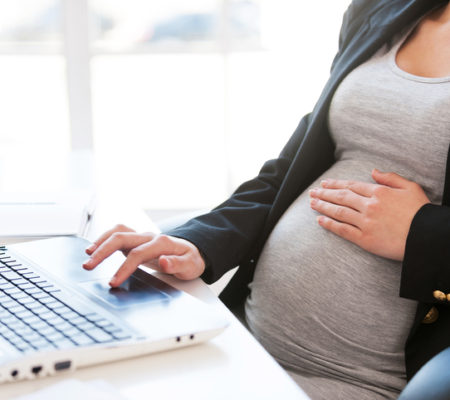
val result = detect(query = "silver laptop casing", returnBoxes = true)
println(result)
[0,237,228,382]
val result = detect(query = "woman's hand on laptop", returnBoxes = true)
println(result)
[83,224,206,287]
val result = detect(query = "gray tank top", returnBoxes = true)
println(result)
[245,19,450,400]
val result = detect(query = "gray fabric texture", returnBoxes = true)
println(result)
[244,19,450,400]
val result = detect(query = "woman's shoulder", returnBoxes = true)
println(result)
[340,0,397,35]
[338,0,429,49]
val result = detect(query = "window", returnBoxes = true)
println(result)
[0,0,351,209]
[0,0,70,192]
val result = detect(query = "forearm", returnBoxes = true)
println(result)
[165,114,311,283]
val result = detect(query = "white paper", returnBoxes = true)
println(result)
[0,192,94,238]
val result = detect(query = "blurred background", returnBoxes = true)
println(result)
[0,0,350,220]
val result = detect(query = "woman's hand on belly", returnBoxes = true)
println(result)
[309,168,430,261]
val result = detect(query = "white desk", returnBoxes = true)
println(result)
[0,196,308,399]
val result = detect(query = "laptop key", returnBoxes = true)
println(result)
[46,331,65,342]
[94,319,114,328]
[31,291,49,299]
[15,343,35,353]
[54,338,76,349]
[39,311,58,321]
[16,324,39,336]
[85,313,106,323]
[1,329,17,340]
[1,314,19,324]
[45,301,66,311]
[71,333,95,346]
[24,301,47,311]
[16,296,35,305]
[1,271,21,281]
[87,328,113,343]
[36,282,53,289]
[29,277,45,284]
[62,326,82,338]
[46,315,66,327]
[16,282,35,290]
[22,331,43,342]
[38,296,58,305]
[16,269,34,276]
[11,278,28,286]
[62,311,83,321]
[9,291,28,300]
[70,316,86,325]
[77,321,97,331]
[52,305,72,314]
[16,308,35,318]
[112,331,132,340]
[9,265,27,271]
[50,319,72,330]
[7,304,27,314]
[27,320,49,331]
[3,284,18,292]
[31,340,56,351]
[43,287,61,294]
[29,305,49,315]
[70,304,97,318]
[24,287,42,295]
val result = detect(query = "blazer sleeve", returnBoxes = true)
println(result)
[165,113,310,283]
[400,203,450,305]
[165,0,365,284]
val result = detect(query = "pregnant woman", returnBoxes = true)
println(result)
[83,0,450,398]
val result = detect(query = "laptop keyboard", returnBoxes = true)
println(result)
[0,246,131,354]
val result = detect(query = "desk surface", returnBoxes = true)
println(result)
[0,197,308,399]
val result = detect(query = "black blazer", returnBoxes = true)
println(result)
[167,0,450,380]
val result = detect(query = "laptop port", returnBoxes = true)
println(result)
[10,369,18,378]
[176,336,181,342]
[31,366,42,375]
[189,334,195,340]
[54,360,71,371]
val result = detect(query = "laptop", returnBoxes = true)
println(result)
[0,236,228,382]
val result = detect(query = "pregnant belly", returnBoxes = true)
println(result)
[245,160,417,380]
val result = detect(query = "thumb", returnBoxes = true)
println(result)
[371,169,410,189]
[159,254,202,280]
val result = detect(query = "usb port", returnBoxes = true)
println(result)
[54,360,71,371]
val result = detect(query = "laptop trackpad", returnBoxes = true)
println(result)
[81,273,171,309]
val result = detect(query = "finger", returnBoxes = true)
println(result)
[109,235,187,287]
[83,231,152,270]
[320,178,374,197]
[371,169,410,189]
[309,187,366,212]
[310,198,362,227]
[85,224,135,255]
[316,215,362,243]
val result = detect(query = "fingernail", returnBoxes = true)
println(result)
[86,244,96,253]
[320,180,328,187]
[316,216,324,224]
[310,198,317,206]
[309,189,317,197]
[82,258,93,268]
[109,276,117,286]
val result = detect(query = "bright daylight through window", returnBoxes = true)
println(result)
[0,0,350,210]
